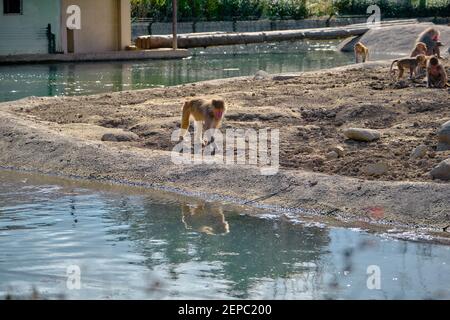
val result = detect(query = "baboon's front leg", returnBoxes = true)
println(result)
[409,66,415,79]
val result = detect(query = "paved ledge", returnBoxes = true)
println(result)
[338,23,450,57]
[0,49,190,65]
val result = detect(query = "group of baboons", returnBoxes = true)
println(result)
[177,27,448,144]
[354,27,448,88]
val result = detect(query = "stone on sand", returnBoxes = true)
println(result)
[430,159,450,181]
[437,120,450,151]
[364,162,389,176]
[343,128,381,142]
[253,70,270,80]
[410,145,428,160]
[329,145,345,157]
[326,151,339,160]
[101,132,139,142]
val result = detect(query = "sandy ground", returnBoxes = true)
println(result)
[1,62,450,237]
[6,62,450,182]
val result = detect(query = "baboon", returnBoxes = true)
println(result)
[411,43,429,76]
[410,42,427,57]
[416,27,443,58]
[354,42,369,63]
[426,56,448,88]
[390,55,427,79]
[179,98,226,145]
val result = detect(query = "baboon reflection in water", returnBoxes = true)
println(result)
[181,202,230,235]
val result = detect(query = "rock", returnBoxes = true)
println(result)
[343,128,381,142]
[364,162,389,176]
[142,130,159,137]
[430,159,450,181]
[394,80,408,89]
[329,145,345,157]
[253,70,270,80]
[101,132,139,142]
[437,143,449,151]
[272,75,297,81]
[409,145,428,160]
[417,159,428,168]
[326,151,339,160]
[437,120,450,151]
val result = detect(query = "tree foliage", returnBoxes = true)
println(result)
[131,0,450,21]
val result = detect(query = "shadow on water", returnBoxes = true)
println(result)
[0,171,449,299]
[0,40,354,103]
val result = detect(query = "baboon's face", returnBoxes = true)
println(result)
[429,57,439,66]
[417,43,427,51]
[212,99,224,109]
[417,55,427,66]
[212,100,225,120]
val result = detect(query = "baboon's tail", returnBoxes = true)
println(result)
[181,101,191,129]
[390,60,398,74]
[179,101,191,138]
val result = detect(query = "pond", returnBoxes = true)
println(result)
[0,40,354,103]
[0,170,449,300]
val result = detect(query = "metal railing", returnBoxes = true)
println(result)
[46,24,56,54]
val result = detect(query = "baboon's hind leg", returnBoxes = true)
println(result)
[398,68,404,79]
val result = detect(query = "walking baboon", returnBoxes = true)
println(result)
[390,55,427,79]
[179,98,226,145]
[354,42,369,63]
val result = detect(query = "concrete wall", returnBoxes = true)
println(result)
[119,0,131,50]
[132,16,450,39]
[61,0,131,54]
[0,0,61,55]
[353,23,450,59]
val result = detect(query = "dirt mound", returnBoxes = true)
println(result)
[5,62,450,183]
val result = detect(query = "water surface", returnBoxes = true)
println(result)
[0,171,448,299]
[0,40,354,102]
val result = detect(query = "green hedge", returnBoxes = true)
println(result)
[334,0,450,18]
[131,0,450,21]
[131,0,309,21]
